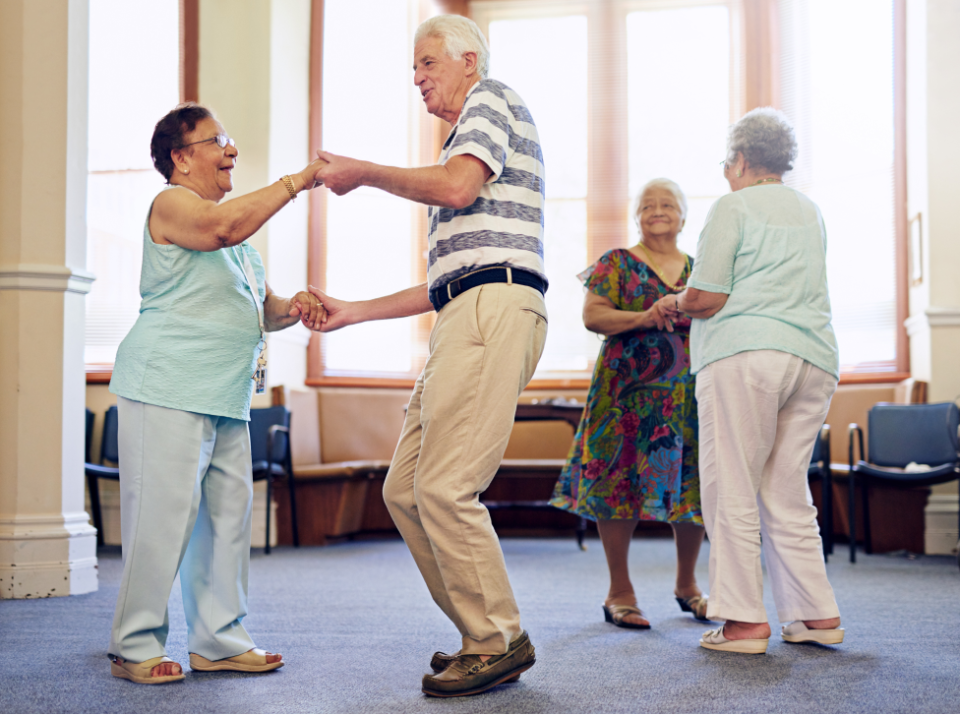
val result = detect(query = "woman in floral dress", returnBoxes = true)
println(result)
[551,179,708,629]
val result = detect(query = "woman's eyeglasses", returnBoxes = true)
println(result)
[181,133,235,149]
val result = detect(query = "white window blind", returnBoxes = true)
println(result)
[85,0,179,366]
[779,0,898,372]
[487,13,592,375]
[319,0,423,377]
[626,4,735,258]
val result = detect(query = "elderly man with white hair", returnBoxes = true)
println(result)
[311,14,546,697]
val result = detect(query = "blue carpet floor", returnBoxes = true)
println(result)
[1,537,958,713]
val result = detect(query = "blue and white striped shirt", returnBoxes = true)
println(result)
[427,79,547,296]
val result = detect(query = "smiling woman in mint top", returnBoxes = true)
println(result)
[106,102,326,685]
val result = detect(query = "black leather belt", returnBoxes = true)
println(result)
[430,267,546,312]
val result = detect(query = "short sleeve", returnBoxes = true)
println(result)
[445,86,510,181]
[687,196,743,295]
[577,250,623,307]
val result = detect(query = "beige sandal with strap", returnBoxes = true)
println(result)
[602,603,651,629]
[189,648,284,673]
[110,656,185,684]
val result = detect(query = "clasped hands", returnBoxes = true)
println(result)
[284,286,349,332]
[651,293,684,333]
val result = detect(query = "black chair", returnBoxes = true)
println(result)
[848,402,960,563]
[249,406,299,554]
[85,405,120,547]
[807,424,833,560]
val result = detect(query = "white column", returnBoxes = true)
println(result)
[905,0,960,551]
[199,0,313,397]
[0,0,97,598]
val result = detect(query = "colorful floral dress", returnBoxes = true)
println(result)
[550,248,702,523]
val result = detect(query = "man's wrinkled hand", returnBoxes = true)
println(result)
[314,151,366,196]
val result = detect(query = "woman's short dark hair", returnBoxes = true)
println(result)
[150,102,214,181]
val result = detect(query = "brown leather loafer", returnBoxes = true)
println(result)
[430,650,458,673]
[421,631,536,698]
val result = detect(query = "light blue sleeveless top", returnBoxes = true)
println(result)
[110,188,267,420]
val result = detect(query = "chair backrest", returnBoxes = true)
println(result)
[100,405,120,464]
[867,402,960,467]
[249,406,290,464]
[85,408,95,463]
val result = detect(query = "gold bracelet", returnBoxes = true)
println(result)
[280,175,297,201]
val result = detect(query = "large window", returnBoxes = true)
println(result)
[308,0,908,385]
[779,0,905,375]
[312,0,431,383]
[85,0,180,372]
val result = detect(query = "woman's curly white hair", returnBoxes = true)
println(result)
[726,107,798,175]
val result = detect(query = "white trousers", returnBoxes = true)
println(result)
[108,397,257,663]
[383,283,548,656]
[696,350,841,624]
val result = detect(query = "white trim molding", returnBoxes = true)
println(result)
[904,306,960,336]
[0,263,95,294]
[0,512,98,599]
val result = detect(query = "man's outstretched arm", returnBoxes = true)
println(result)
[315,152,491,209]
[308,283,433,332]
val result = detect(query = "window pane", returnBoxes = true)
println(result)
[780,0,896,370]
[85,0,179,365]
[321,0,414,374]
[626,4,731,257]
[488,15,596,376]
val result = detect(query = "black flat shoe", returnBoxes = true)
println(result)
[675,594,711,621]
[603,604,651,629]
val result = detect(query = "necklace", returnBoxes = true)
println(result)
[754,177,783,185]
[636,242,689,289]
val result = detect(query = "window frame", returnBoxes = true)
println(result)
[307,0,911,388]
[85,0,198,384]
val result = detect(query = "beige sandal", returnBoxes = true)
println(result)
[189,648,284,673]
[110,656,185,684]
[603,603,651,629]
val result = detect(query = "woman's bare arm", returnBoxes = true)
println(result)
[151,158,326,252]
[582,291,670,336]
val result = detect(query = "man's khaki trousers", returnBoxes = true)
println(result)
[383,282,548,656]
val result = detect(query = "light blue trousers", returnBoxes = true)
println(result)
[108,397,257,663]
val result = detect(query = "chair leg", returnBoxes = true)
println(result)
[822,470,833,561]
[861,481,872,555]
[576,517,588,551]
[848,472,856,563]
[87,473,104,548]
[288,472,300,548]
[264,475,272,555]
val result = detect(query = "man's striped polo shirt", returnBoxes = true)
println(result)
[426,78,547,305]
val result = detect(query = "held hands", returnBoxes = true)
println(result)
[312,151,366,196]
[304,286,355,332]
[651,294,683,333]
[296,152,330,193]
[288,290,326,330]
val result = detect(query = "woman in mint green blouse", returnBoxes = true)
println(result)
[107,103,326,684]
[660,108,844,655]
